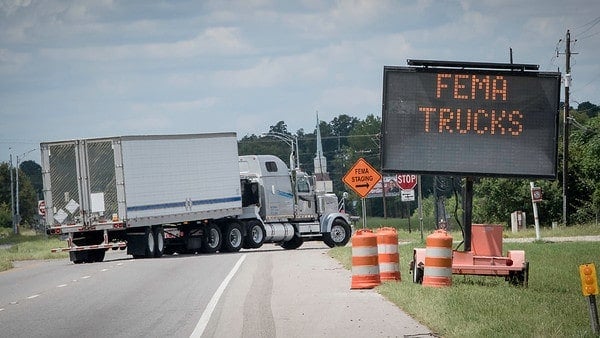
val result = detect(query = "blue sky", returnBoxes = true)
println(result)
[1,0,599,163]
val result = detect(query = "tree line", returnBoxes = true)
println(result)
[1,101,598,229]
[239,101,600,227]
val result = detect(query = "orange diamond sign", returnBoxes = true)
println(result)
[342,158,382,198]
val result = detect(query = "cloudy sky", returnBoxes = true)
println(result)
[1,0,599,163]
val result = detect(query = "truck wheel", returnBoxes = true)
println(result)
[70,251,85,264]
[145,227,156,258]
[222,222,243,252]
[281,234,303,250]
[91,249,106,263]
[201,222,222,253]
[323,219,351,248]
[243,220,265,249]
[154,226,165,258]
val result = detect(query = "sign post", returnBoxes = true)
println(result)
[343,158,382,229]
[579,263,600,334]
[530,182,542,241]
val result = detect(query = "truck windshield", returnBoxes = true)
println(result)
[297,176,310,193]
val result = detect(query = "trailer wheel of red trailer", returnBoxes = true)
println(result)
[506,261,530,287]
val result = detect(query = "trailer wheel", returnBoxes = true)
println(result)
[91,249,106,263]
[508,261,529,287]
[201,223,222,253]
[222,222,243,252]
[145,227,156,258]
[281,233,303,250]
[243,220,265,249]
[70,251,85,264]
[323,219,351,248]
[153,226,165,258]
[70,249,105,264]
[412,261,424,284]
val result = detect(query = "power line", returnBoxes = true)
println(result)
[574,16,600,37]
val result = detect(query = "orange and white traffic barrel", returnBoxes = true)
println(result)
[423,229,453,287]
[351,229,380,289]
[376,227,401,282]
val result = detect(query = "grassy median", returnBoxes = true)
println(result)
[330,224,600,337]
[0,228,68,271]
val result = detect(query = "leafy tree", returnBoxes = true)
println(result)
[236,102,600,224]
[568,115,600,223]
[0,202,11,228]
[0,162,37,227]
[330,114,359,148]
[577,101,600,118]
[16,174,37,226]
[268,121,290,135]
[472,178,561,226]
[347,114,381,166]
[20,160,42,198]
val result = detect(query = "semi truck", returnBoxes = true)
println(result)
[41,133,352,263]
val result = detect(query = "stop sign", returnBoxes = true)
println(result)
[396,174,417,190]
[38,200,46,217]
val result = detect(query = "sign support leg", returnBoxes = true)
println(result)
[361,198,367,229]
[463,177,473,252]
[589,295,600,334]
[418,175,424,242]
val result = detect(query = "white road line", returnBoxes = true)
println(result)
[0,308,5,312]
[101,269,109,272]
[57,284,68,288]
[190,254,247,338]
[81,275,91,279]
[27,294,40,299]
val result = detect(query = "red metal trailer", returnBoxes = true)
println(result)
[411,224,529,287]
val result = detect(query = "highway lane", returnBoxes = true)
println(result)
[0,243,431,337]
[0,250,243,337]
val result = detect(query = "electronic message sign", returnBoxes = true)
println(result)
[381,63,561,178]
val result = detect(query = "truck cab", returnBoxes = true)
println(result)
[239,155,351,248]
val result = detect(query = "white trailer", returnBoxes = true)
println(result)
[42,133,352,263]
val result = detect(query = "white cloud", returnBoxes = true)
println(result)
[131,98,219,115]
[0,0,32,16]
[39,26,254,61]
[0,48,30,73]
[1,0,599,163]
[317,86,380,113]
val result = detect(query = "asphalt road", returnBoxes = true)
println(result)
[0,243,431,337]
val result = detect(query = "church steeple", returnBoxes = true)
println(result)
[314,112,333,192]
[314,112,327,175]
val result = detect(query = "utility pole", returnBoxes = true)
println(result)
[562,29,572,226]
[16,155,20,233]
[9,152,16,234]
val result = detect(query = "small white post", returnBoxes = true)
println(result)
[530,182,541,241]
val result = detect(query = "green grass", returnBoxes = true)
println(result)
[355,217,600,243]
[330,223,600,337]
[0,228,68,272]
